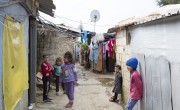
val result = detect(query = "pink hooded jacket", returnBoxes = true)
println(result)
[130,70,143,99]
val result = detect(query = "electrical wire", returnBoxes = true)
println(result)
[54,14,115,27]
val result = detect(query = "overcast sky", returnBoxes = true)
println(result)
[40,0,159,33]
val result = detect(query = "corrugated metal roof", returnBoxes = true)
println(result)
[37,0,56,17]
[115,17,139,29]
[115,4,180,29]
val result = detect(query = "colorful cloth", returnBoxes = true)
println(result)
[60,63,78,83]
[96,43,103,72]
[41,62,52,76]
[107,39,115,58]
[92,43,99,63]
[112,41,116,59]
[64,81,75,100]
[53,64,62,76]
[102,42,106,60]
[130,70,143,99]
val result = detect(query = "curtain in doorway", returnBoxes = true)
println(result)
[3,15,28,110]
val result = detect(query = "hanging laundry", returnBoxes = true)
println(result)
[102,42,106,60]
[107,38,115,58]
[96,43,103,72]
[92,43,99,63]
[89,41,93,61]
[112,41,116,59]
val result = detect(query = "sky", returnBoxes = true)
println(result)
[40,0,159,33]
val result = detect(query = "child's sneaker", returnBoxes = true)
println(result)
[28,104,33,110]
[65,103,72,108]
[109,98,119,103]
[56,92,59,96]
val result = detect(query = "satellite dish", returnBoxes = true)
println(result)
[90,10,100,23]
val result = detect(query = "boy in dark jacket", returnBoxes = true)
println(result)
[109,65,123,102]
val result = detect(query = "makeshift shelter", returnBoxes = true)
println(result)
[116,4,180,110]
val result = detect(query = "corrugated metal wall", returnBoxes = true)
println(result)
[0,3,29,110]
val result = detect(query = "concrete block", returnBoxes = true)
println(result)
[122,86,129,103]
[126,45,131,54]
[116,45,125,54]
[125,54,131,62]
[116,30,126,38]
[123,79,130,89]
[116,37,126,46]
[122,53,126,62]
[123,71,130,81]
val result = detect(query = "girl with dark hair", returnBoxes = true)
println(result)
[60,51,78,108]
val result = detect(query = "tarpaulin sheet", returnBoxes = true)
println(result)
[146,57,172,110]
[171,63,180,110]
[2,16,28,110]
[133,54,146,110]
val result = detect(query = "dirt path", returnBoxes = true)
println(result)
[34,64,124,110]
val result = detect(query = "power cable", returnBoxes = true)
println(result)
[54,14,115,27]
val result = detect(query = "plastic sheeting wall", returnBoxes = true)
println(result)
[130,15,180,62]
[129,15,180,110]
[0,3,29,110]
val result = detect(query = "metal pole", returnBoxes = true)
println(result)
[29,17,37,103]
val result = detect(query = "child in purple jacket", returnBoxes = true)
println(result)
[60,51,78,108]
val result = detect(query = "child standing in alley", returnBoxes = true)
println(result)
[125,57,143,110]
[109,65,123,102]
[60,51,78,108]
[53,57,65,96]
[41,55,53,102]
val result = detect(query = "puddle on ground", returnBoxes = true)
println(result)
[96,78,114,86]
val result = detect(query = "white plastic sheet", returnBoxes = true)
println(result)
[131,55,172,110]
[130,15,180,63]
[133,54,146,110]
[171,63,180,110]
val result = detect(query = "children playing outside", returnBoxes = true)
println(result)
[60,51,78,108]
[109,65,123,102]
[41,55,53,102]
[53,57,65,96]
[125,57,143,110]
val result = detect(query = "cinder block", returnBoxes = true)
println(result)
[116,45,125,54]
[125,54,131,62]
[126,45,131,54]
[122,86,129,103]
[121,53,126,62]
[116,31,124,38]
[116,37,127,46]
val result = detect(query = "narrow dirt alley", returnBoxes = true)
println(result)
[34,64,124,110]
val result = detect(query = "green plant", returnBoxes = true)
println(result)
[81,43,88,53]
[157,0,180,6]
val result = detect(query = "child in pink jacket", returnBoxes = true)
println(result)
[125,57,143,110]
